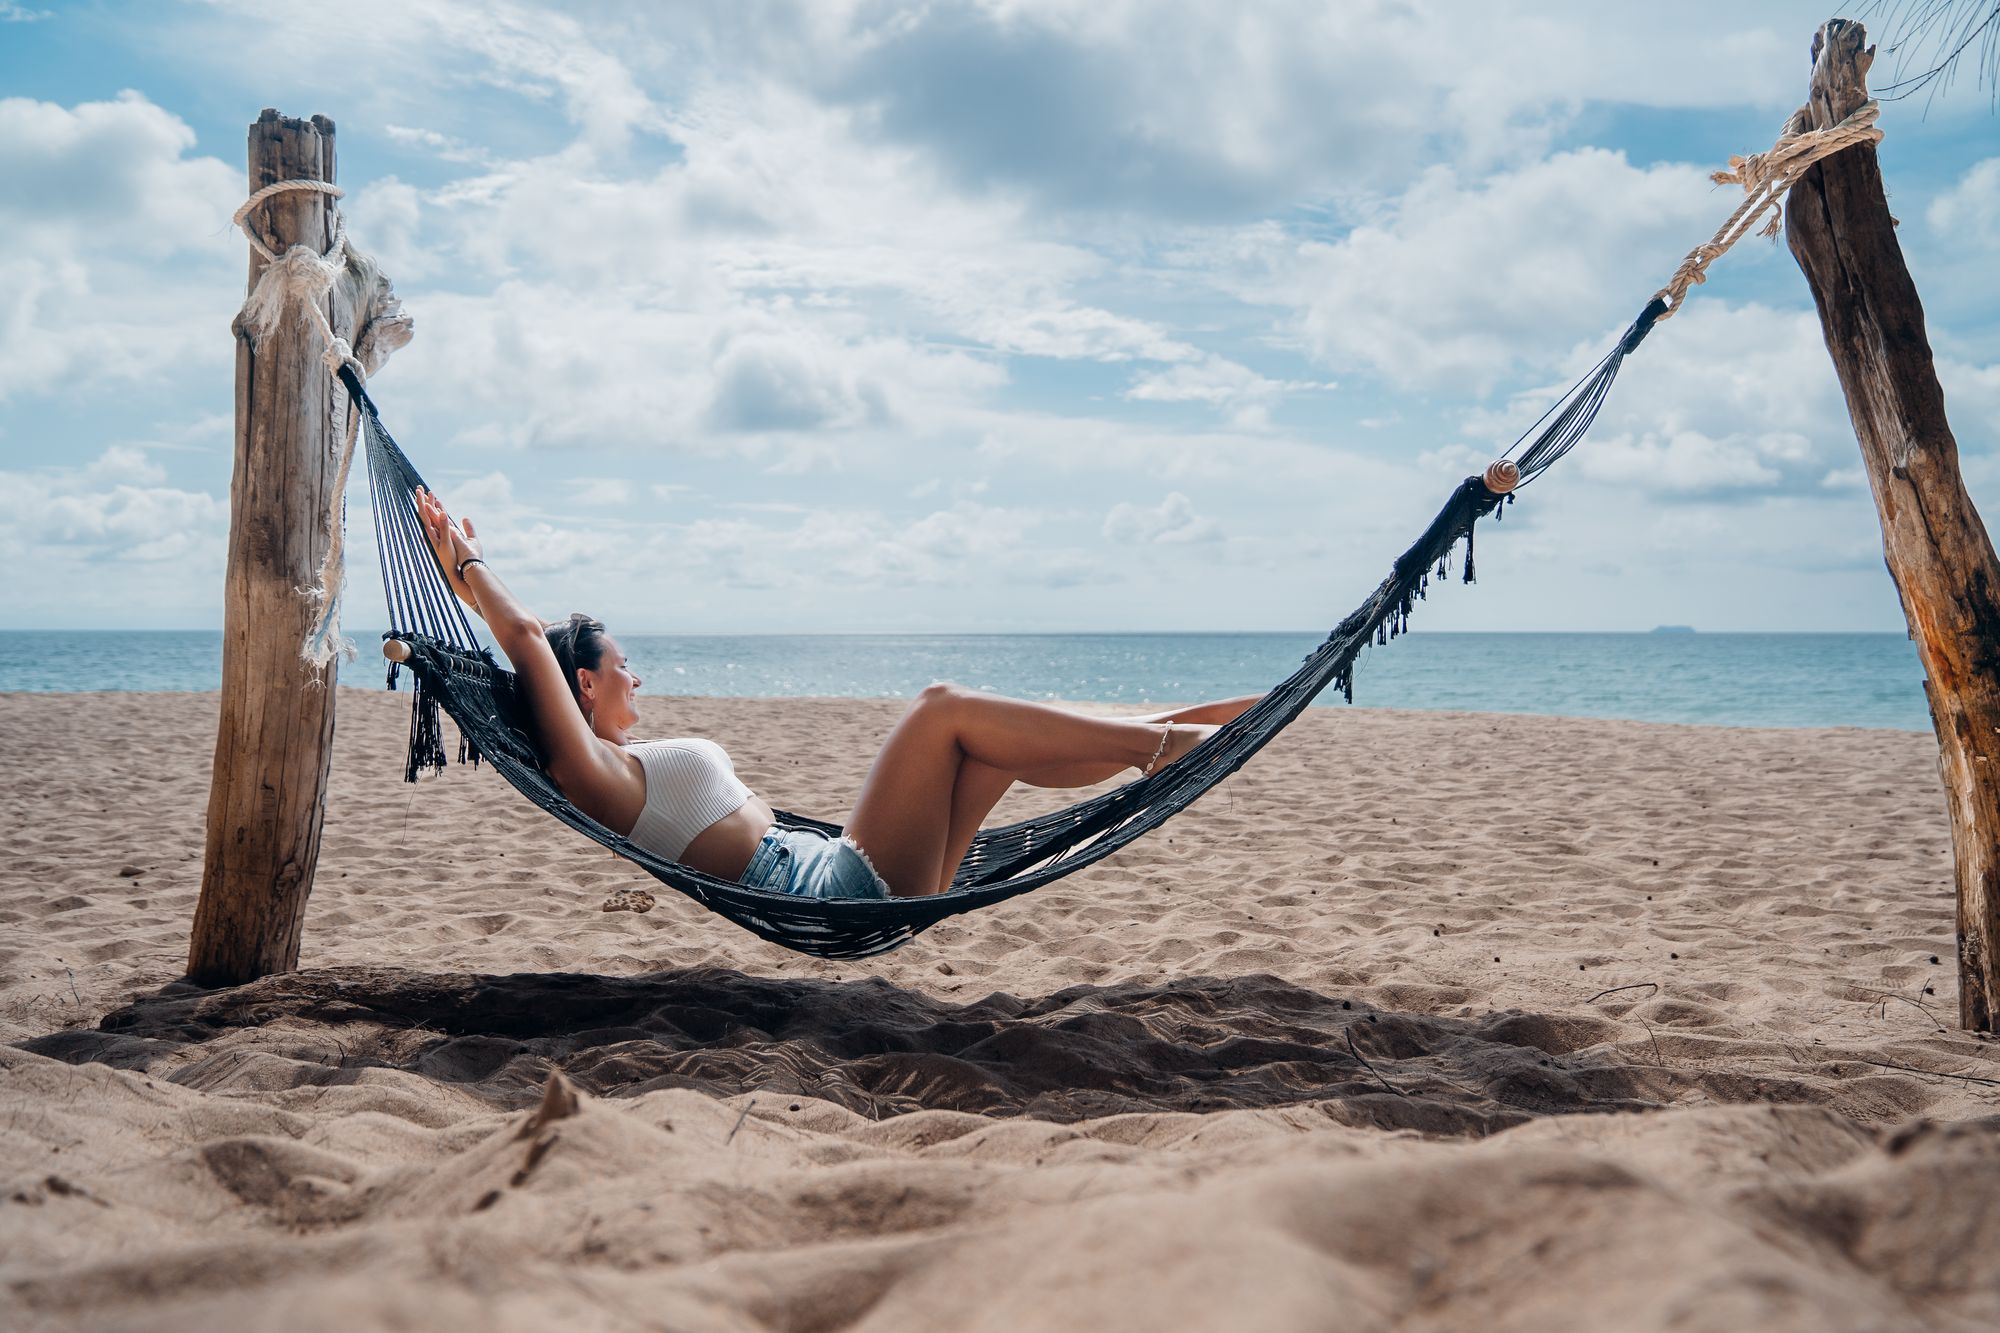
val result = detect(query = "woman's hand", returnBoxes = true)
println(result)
[415,487,485,613]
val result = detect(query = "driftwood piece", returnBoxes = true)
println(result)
[187,111,365,986]
[1784,21,2000,1031]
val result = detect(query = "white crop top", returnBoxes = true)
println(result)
[624,738,755,861]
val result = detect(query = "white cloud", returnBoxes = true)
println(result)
[447,471,519,512]
[504,520,626,578]
[566,478,632,507]
[1225,150,1724,393]
[1938,357,2000,523]
[0,94,240,401]
[0,445,227,571]
[950,300,1197,364]
[703,326,891,434]
[394,282,1004,463]
[1940,357,2000,436]
[328,70,1202,421]
[801,1,1815,215]
[1574,430,1786,494]
[381,124,497,167]
[84,445,165,487]
[1569,303,1851,500]
[1124,356,1326,425]
[0,93,238,257]
[670,500,1068,592]
[344,176,437,282]
[1929,158,2000,250]
[1102,492,1221,545]
[185,0,668,153]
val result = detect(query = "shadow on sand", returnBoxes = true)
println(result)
[22,966,1672,1135]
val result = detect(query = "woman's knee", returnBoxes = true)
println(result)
[913,681,964,715]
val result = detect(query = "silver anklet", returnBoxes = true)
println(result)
[1141,723,1172,776]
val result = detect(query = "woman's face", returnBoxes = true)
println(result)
[579,634,643,734]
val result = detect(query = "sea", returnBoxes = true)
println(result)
[0,630,1931,731]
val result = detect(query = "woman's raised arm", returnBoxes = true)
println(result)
[413,489,629,800]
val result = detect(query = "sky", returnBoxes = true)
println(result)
[1,0,1997,637]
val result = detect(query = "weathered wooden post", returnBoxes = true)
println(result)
[187,111,355,986]
[1784,21,2000,1030]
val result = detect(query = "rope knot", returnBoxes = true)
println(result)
[1651,99,1883,321]
[321,336,363,376]
[235,183,352,368]
[240,244,340,341]
[1712,146,1786,194]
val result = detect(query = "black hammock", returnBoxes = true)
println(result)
[347,297,1664,959]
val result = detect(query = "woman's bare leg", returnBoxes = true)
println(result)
[1008,694,1266,789]
[845,684,1214,898]
[929,693,1266,889]
[852,689,1267,896]
[935,756,1016,893]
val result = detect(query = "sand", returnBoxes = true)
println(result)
[4,687,1999,1331]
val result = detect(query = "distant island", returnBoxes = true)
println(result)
[1650,625,1697,634]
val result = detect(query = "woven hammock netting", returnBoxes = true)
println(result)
[343,297,1662,959]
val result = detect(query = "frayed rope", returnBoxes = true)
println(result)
[232,178,411,672]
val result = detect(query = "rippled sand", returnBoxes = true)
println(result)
[4,688,1997,1331]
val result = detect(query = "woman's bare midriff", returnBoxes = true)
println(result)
[678,795,776,882]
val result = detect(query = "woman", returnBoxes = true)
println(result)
[416,488,1254,900]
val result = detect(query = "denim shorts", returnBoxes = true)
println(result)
[740,826,893,900]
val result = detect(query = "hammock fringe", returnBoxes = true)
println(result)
[404,669,450,783]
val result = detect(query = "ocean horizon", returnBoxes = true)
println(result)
[0,629,1930,731]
